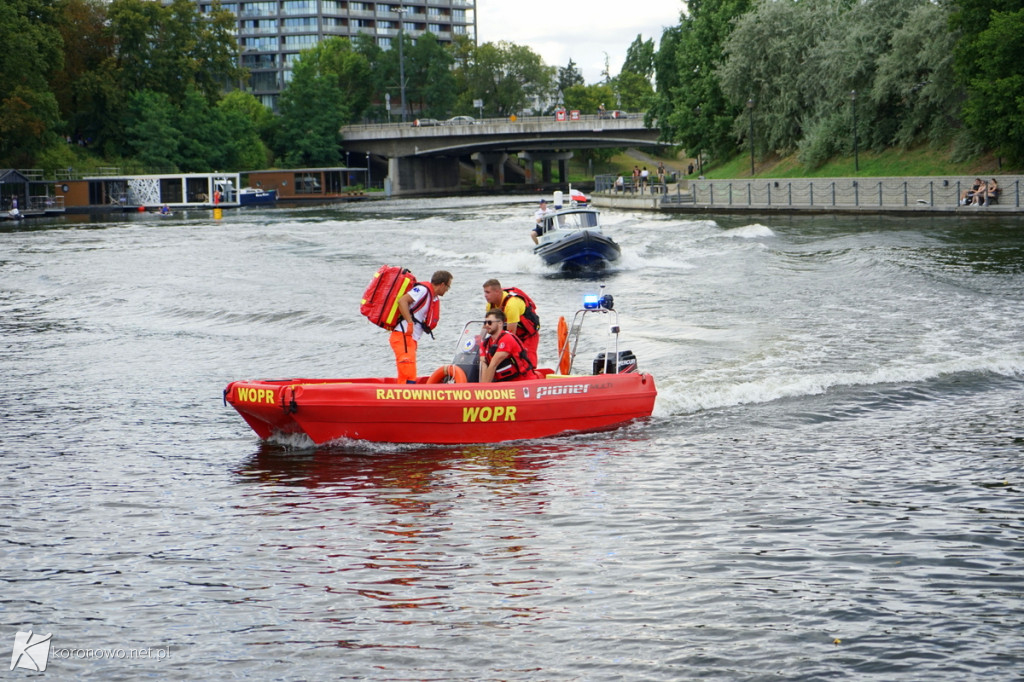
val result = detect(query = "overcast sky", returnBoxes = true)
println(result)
[474,0,686,85]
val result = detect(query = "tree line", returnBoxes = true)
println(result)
[2,0,1020,174]
[649,0,1024,169]
[0,0,653,172]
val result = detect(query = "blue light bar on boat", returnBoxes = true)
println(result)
[583,294,601,309]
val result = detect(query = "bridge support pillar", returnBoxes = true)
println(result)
[387,156,460,194]
[518,151,573,186]
[471,152,508,187]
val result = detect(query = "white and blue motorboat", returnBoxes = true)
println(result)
[238,187,277,206]
[532,189,621,269]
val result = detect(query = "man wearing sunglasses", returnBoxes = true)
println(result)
[479,310,538,383]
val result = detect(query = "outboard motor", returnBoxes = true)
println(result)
[593,350,638,375]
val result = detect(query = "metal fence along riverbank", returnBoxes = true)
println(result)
[594,174,1024,214]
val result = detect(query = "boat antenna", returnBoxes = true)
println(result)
[601,285,620,369]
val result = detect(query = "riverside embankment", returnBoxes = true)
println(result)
[592,175,1024,215]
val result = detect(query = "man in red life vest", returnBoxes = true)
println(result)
[479,309,538,383]
[482,278,540,367]
[391,270,452,383]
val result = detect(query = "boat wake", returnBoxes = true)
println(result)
[266,431,317,451]
[721,223,776,239]
[654,349,1024,417]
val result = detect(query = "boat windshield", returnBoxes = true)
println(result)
[544,209,599,231]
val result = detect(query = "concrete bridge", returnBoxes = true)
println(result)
[340,114,664,195]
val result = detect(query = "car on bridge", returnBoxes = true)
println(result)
[445,116,477,126]
[412,118,439,127]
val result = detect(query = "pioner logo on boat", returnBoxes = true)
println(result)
[532,383,591,399]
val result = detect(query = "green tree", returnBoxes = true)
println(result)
[189,0,244,102]
[218,90,274,168]
[718,0,841,158]
[107,0,242,105]
[0,0,64,165]
[457,41,555,116]
[407,33,457,118]
[563,83,615,115]
[123,90,183,170]
[304,37,374,122]
[276,56,348,166]
[615,36,656,111]
[621,35,655,79]
[614,72,654,111]
[351,32,391,121]
[952,0,1024,163]
[176,88,231,171]
[0,87,62,167]
[717,0,960,167]
[558,60,585,93]
[797,0,947,164]
[52,0,120,151]
[649,0,753,161]
[872,3,960,148]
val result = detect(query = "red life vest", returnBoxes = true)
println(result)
[407,282,440,332]
[480,331,534,381]
[488,287,539,340]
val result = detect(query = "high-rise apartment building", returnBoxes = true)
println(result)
[194,0,477,110]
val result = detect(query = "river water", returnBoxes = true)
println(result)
[3,197,1023,680]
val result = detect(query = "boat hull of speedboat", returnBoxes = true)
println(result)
[238,189,277,205]
[225,370,656,445]
[534,230,621,269]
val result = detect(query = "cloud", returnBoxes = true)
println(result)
[476,0,685,83]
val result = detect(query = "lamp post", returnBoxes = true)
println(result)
[695,105,703,177]
[366,152,371,189]
[851,90,859,172]
[747,98,755,177]
[397,5,407,123]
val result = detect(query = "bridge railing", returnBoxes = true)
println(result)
[342,112,645,134]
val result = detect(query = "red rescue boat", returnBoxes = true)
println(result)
[224,293,656,445]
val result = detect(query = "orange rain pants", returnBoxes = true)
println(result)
[389,330,418,383]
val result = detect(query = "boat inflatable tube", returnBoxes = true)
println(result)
[426,364,468,384]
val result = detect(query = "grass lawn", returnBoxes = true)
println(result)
[567,144,1019,181]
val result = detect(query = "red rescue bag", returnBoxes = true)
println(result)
[360,265,416,330]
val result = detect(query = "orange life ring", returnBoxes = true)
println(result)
[556,316,571,375]
[426,364,468,384]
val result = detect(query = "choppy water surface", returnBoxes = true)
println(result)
[2,198,1023,680]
